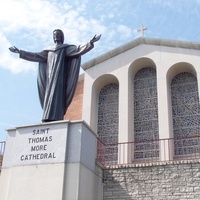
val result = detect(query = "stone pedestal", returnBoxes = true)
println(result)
[0,121,102,200]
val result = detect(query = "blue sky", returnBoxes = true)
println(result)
[0,0,200,141]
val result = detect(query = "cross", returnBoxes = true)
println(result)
[137,24,147,37]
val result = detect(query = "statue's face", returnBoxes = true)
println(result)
[53,30,63,43]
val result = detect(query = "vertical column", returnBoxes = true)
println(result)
[197,71,200,102]
[82,73,96,131]
[118,67,133,164]
[157,68,173,161]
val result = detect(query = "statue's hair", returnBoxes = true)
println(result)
[53,29,64,43]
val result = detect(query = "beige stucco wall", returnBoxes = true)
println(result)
[81,38,200,162]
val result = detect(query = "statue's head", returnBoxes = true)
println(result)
[53,29,64,44]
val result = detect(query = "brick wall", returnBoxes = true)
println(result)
[103,161,200,200]
[64,77,84,121]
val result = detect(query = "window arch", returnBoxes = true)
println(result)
[133,67,159,160]
[171,72,200,156]
[97,83,119,162]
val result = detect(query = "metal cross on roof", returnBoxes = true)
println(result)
[137,24,147,37]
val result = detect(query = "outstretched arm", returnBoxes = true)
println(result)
[9,46,20,53]
[9,46,48,63]
[77,34,101,56]
[90,34,101,44]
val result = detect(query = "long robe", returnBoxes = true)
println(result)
[19,43,93,122]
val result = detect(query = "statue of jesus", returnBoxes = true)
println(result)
[9,29,101,122]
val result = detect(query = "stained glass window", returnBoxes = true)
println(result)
[171,72,200,156]
[133,67,159,160]
[97,83,119,162]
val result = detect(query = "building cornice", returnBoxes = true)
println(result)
[81,37,200,70]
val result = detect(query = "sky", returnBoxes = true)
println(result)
[0,0,200,141]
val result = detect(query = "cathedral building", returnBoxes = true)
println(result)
[1,37,200,200]
[65,37,200,199]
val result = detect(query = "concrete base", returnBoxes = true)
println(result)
[0,121,103,200]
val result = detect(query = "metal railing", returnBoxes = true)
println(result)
[96,135,200,167]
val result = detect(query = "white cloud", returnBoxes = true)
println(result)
[0,0,107,73]
[0,0,60,32]
[0,0,137,73]
[0,33,36,73]
[116,25,132,40]
[0,0,106,43]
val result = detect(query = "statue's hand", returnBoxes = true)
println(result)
[9,46,20,53]
[90,34,101,43]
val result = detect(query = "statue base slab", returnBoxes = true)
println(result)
[0,121,102,200]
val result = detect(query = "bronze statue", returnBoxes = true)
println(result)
[9,29,101,122]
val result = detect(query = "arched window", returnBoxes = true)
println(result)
[171,72,200,156]
[133,67,159,160]
[97,83,119,163]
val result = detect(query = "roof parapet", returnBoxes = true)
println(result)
[81,37,200,70]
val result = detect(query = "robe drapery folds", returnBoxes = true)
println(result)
[19,42,93,122]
